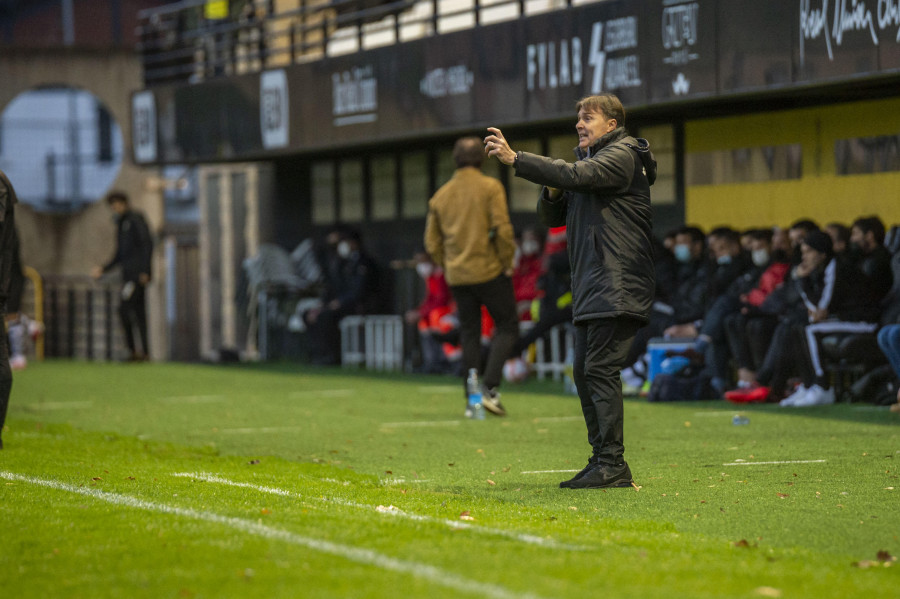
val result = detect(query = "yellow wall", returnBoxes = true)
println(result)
[685,97,900,230]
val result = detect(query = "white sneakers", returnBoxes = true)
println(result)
[780,384,835,407]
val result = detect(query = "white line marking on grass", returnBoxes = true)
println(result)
[3,471,547,599]
[722,460,826,466]
[530,416,582,423]
[217,426,308,434]
[521,470,580,474]
[380,421,461,428]
[173,472,586,552]
[26,401,93,411]
[288,389,353,399]
[158,395,226,404]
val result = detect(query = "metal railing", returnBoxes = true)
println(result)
[41,275,124,361]
[137,0,576,85]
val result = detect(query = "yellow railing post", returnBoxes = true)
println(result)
[22,266,43,360]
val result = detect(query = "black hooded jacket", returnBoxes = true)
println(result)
[514,128,657,324]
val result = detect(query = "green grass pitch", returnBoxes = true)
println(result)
[2,361,899,598]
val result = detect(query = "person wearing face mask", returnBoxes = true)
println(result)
[681,228,790,395]
[512,227,546,321]
[619,225,710,386]
[404,251,453,374]
[484,94,656,489]
[306,228,382,365]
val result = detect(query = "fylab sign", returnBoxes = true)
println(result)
[526,16,640,94]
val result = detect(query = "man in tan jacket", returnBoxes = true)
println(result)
[425,136,518,416]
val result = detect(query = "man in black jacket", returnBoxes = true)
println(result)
[92,191,154,361]
[485,94,656,489]
[0,170,19,449]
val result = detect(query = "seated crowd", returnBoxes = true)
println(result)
[308,216,900,410]
[624,216,900,408]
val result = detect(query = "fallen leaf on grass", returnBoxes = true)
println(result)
[92,477,102,481]
[753,587,782,597]
[248,459,260,465]
[776,493,789,499]
[459,510,475,521]
[734,539,752,548]
[569,506,578,511]
[486,479,496,486]
[631,482,641,491]
[852,550,896,568]
[260,508,271,515]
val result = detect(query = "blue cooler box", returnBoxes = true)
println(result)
[646,337,697,383]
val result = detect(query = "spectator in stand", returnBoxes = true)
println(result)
[727,230,881,405]
[405,251,453,374]
[688,228,788,394]
[848,215,894,303]
[878,321,900,412]
[825,222,851,259]
[509,233,573,359]
[721,228,792,391]
[787,219,820,265]
[512,227,546,321]
[305,228,381,365]
[664,226,750,339]
[622,225,709,383]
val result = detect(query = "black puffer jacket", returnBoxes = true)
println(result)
[514,128,657,324]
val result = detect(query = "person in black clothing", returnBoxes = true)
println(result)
[305,228,382,365]
[848,215,893,304]
[622,225,709,376]
[92,191,154,361]
[0,169,19,449]
[485,94,657,489]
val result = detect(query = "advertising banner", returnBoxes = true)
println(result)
[133,0,900,164]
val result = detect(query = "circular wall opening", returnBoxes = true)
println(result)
[0,85,124,212]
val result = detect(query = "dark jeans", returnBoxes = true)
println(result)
[120,283,149,356]
[573,317,641,465]
[450,274,518,391]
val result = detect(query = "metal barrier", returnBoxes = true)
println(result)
[41,275,124,361]
[531,322,574,382]
[339,314,404,371]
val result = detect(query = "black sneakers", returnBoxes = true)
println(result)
[480,387,507,416]
[563,461,634,489]
[559,457,600,488]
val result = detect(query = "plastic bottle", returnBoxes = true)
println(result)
[732,414,750,426]
[466,368,485,420]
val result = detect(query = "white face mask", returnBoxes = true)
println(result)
[717,254,733,265]
[751,248,770,267]
[337,241,352,259]
[521,240,540,256]
[416,263,433,279]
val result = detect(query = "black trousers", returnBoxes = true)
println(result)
[119,283,149,356]
[0,302,11,440]
[450,274,518,391]
[573,317,641,465]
